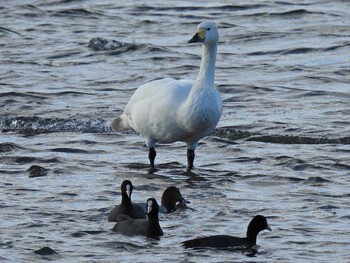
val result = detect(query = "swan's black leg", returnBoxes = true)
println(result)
[149,147,156,169]
[187,149,195,171]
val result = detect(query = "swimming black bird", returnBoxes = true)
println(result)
[160,186,189,213]
[112,198,163,238]
[108,180,146,222]
[136,186,190,213]
[182,215,271,249]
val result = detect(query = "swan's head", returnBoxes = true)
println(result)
[188,21,219,46]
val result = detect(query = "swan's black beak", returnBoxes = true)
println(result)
[188,28,206,43]
[188,33,203,43]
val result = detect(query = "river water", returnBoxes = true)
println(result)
[1,0,350,262]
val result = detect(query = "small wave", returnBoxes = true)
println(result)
[247,135,350,145]
[88,37,135,52]
[334,69,350,76]
[88,37,168,56]
[212,127,252,140]
[130,4,266,13]
[1,117,349,145]
[212,4,267,11]
[34,246,59,255]
[14,157,38,164]
[274,156,327,171]
[247,43,350,56]
[18,4,46,18]
[46,50,81,60]
[247,47,320,56]
[27,165,49,178]
[318,205,339,210]
[269,9,321,17]
[34,246,61,260]
[50,8,100,19]
[49,147,104,154]
[281,47,319,55]
[244,9,325,18]
[0,116,112,135]
[0,26,20,36]
[0,142,23,153]
[332,162,350,170]
[0,91,47,99]
[1,156,61,165]
[303,176,333,185]
[212,127,350,145]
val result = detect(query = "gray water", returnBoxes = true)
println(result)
[1,0,350,262]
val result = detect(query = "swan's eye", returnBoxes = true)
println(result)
[207,27,211,31]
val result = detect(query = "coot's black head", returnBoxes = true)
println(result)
[146,198,159,218]
[247,215,271,237]
[161,186,189,212]
[121,180,133,198]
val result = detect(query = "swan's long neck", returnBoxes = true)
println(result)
[193,43,217,90]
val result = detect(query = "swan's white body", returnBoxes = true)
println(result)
[112,21,222,169]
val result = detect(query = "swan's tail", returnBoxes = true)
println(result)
[111,116,128,131]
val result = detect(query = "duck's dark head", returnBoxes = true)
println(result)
[146,198,160,218]
[246,215,271,246]
[121,180,133,199]
[161,186,189,212]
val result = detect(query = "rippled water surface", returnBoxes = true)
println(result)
[1,0,350,262]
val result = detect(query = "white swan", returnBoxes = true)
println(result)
[112,21,222,171]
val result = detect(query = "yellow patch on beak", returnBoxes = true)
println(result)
[188,27,207,43]
[197,28,206,40]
